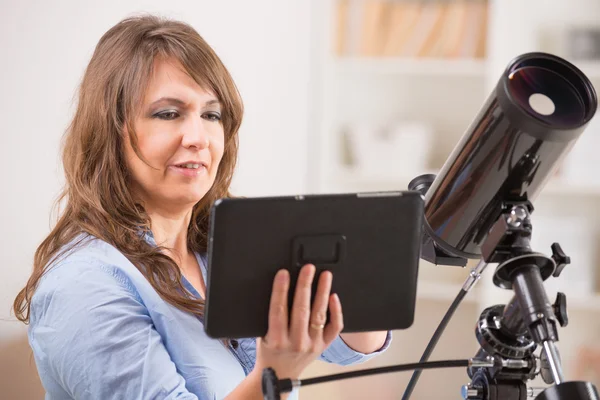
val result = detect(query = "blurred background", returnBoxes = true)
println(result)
[1,0,600,399]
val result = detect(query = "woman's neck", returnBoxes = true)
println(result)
[147,207,193,262]
[145,205,205,295]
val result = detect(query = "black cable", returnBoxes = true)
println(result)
[401,288,468,400]
[276,359,470,393]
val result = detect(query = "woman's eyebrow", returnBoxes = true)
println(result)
[148,97,187,108]
[204,99,221,107]
[148,97,220,108]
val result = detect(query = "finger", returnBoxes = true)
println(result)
[309,270,332,340]
[323,293,344,344]
[290,264,316,343]
[267,269,290,344]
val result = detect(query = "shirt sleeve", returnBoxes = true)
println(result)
[319,331,393,366]
[28,261,198,400]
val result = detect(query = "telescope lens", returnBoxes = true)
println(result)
[507,66,587,128]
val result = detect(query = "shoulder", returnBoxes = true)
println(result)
[26,236,204,400]
[37,234,136,283]
[31,234,147,319]
[43,233,138,275]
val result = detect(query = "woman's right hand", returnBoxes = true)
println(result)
[253,263,344,381]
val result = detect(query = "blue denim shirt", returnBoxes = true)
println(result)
[28,233,392,399]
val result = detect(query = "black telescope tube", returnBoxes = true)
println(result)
[422,52,598,259]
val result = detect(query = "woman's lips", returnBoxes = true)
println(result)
[169,165,207,177]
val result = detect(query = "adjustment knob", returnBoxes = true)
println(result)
[552,292,569,327]
[551,243,570,278]
[461,385,483,400]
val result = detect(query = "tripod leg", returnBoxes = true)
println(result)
[542,341,565,385]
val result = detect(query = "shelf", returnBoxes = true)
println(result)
[326,169,431,192]
[573,61,600,80]
[565,293,600,312]
[541,179,600,197]
[328,168,600,198]
[332,57,600,83]
[334,57,487,78]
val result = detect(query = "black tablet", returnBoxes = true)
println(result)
[204,191,424,339]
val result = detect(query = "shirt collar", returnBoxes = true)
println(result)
[137,227,157,247]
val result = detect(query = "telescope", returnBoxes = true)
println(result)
[262,52,599,400]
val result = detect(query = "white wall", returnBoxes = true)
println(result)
[0,1,313,397]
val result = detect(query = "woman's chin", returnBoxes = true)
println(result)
[167,193,207,209]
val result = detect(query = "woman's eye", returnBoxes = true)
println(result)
[155,111,179,120]
[203,112,222,122]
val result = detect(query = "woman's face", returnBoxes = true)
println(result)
[124,57,225,213]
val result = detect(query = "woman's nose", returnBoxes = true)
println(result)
[181,116,210,150]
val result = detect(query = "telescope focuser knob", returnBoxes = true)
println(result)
[552,292,568,327]
[551,243,570,278]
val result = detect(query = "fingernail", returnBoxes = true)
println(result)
[277,269,289,283]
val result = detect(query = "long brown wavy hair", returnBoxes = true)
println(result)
[13,14,243,323]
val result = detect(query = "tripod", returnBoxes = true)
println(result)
[460,201,599,399]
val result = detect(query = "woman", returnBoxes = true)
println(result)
[13,14,391,399]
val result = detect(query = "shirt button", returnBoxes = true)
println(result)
[231,339,239,349]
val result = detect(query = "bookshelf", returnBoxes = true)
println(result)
[302,0,600,398]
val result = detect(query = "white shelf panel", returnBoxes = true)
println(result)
[334,57,487,78]
[542,179,600,197]
[328,168,600,198]
[333,58,600,84]
[566,293,600,312]
[573,61,600,80]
